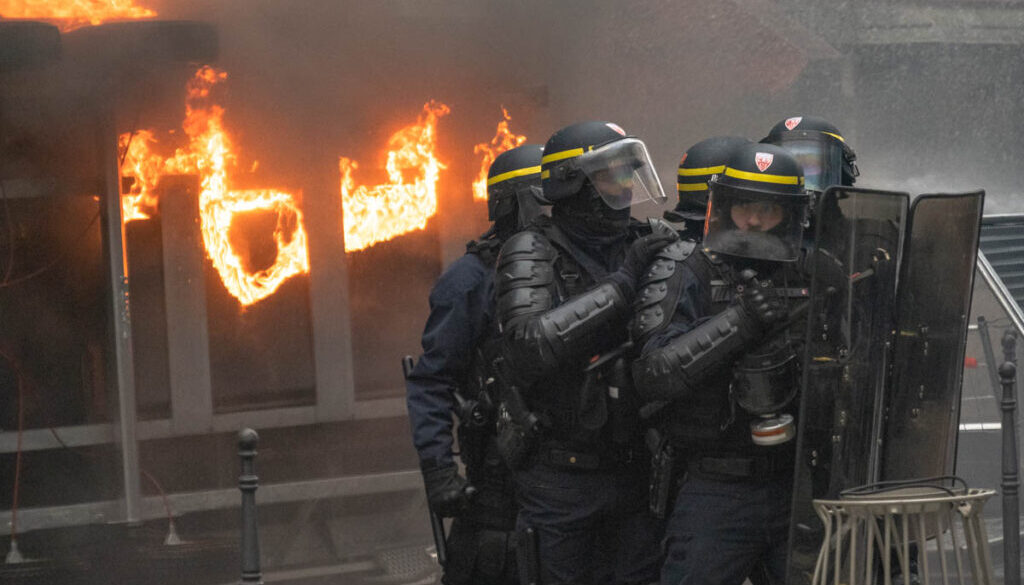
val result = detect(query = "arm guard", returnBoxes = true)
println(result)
[526,281,630,365]
[495,231,631,379]
[632,304,765,403]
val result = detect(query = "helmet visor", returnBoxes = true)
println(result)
[576,138,667,210]
[776,136,844,193]
[704,183,806,262]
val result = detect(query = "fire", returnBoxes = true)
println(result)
[471,107,527,201]
[119,129,162,221]
[0,0,157,32]
[339,101,449,252]
[120,66,309,306]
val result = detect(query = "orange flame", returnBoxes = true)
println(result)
[339,101,449,252]
[119,129,162,221]
[120,66,309,306]
[0,0,157,32]
[471,107,527,202]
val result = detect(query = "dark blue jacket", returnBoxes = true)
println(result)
[405,252,495,467]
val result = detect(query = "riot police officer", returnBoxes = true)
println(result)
[494,121,674,585]
[764,117,928,585]
[663,136,752,239]
[632,143,812,585]
[405,144,546,585]
[761,115,858,212]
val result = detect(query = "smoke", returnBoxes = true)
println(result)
[145,0,1021,220]
[1,1,1021,580]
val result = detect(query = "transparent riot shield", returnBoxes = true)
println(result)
[881,191,985,481]
[786,187,909,585]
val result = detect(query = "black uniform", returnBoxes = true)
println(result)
[632,143,812,585]
[405,143,546,585]
[634,249,808,585]
[497,215,663,585]
[406,239,517,584]
[495,121,672,585]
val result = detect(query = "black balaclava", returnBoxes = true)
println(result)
[551,182,630,270]
[493,209,519,242]
[553,182,630,236]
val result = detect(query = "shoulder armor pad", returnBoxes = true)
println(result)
[497,230,556,264]
[496,258,555,292]
[631,256,684,343]
[496,230,557,327]
[641,257,677,284]
[656,240,697,262]
[496,231,557,291]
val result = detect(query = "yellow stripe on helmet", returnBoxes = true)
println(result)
[678,165,725,177]
[724,167,803,185]
[677,182,708,192]
[487,165,542,186]
[822,131,845,143]
[541,147,585,165]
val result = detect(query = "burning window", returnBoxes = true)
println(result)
[0,0,158,32]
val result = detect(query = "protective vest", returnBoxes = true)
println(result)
[494,216,634,452]
[646,250,810,454]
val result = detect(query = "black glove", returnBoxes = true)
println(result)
[608,231,680,298]
[421,460,476,517]
[736,269,787,329]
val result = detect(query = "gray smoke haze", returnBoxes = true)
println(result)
[150,0,1024,219]
[1,2,1022,582]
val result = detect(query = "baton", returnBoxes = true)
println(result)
[402,355,449,567]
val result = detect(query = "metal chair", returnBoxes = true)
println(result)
[812,481,996,585]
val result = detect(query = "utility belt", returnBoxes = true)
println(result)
[535,441,641,471]
[497,344,641,472]
[685,451,795,482]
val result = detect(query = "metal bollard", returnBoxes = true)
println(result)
[1005,329,1019,366]
[979,317,1003,400]
[238,428,262,585]
[1001,361,1020,585]
[1005,329,1020,431]
[1003,331,1019,364]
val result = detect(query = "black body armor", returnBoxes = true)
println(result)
[634,250,809,451]
[494,217,636,453]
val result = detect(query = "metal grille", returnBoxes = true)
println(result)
[981,215,1024,311]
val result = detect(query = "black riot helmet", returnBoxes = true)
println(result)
[667,136,752,226]
[541,121,667,211]
[487,143,546,235]
[762,116,858,193]
[704,143,810,262]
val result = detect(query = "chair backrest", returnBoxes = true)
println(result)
[811,487,996,585]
